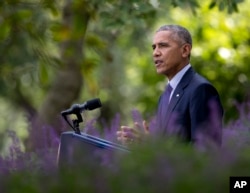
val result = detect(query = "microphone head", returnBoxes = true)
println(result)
[85,98,102,110]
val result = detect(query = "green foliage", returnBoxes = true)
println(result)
[0,0,249,151]
[126,0,250,122]
[0,1,249,191]
[0,0,59,105]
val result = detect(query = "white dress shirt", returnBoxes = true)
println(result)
[168,64,191,100]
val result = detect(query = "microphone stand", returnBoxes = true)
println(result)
[62,111,83,135]
[73,119,81,135]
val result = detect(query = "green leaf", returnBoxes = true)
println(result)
[208,1,216,9]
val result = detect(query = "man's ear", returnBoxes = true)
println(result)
[182,44,192,58]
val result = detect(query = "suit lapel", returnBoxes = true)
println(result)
[164,67,196,129]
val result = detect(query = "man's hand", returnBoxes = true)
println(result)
[116,120,149,145]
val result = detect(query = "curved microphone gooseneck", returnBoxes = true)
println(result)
[61,98,102,134]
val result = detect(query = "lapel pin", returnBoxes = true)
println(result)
[176,94,180,97]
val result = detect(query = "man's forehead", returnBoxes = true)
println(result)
[153,32,173,43]
[153,30,179,44]
[154,30,172,37]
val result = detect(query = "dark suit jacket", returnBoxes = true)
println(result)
[157,67,223,144]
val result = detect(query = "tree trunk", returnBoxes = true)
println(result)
[26,0,91,151]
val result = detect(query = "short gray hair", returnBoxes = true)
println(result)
[156,25,192,47]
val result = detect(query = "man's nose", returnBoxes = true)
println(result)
[153,47,160,57]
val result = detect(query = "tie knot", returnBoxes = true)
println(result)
[166,83,173,93]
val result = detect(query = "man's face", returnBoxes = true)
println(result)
[152,30,190,80]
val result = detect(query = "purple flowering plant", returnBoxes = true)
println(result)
[0,103,250,193]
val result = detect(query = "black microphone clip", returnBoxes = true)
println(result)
[61,98,102,134]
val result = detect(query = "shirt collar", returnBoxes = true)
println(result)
[169,64,191,91]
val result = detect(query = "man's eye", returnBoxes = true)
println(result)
[159,43,168,47]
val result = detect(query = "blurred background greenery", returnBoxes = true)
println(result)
[0,0,250,152]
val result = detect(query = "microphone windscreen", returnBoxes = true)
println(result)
[86,98,102,110]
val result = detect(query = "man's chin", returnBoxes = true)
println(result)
[156,69,165,75]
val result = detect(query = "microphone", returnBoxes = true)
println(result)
[61,98,102,116]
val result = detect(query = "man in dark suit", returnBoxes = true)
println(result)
[117,25,223,145]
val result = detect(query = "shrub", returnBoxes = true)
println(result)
[0,105,250,193]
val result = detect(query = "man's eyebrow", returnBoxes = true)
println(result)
[152,42,169,47]
[158,41,169,45]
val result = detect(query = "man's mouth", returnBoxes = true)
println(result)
[154,60,163,67]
